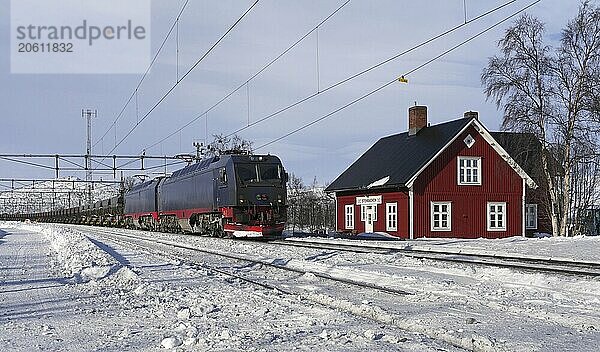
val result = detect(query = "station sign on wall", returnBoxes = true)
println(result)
[356,195,382,206]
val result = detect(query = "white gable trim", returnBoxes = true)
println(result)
[472,119,537,189]
[406,118,537,189]
[405,121,473,188]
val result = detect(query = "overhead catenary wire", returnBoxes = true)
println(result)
[0,157,55,170]
[255,0,542,151]
[223,0,518,140]
[94,1,260,171]
[103,0,260,160]
[93,0,191,149]
[143,0,351,152]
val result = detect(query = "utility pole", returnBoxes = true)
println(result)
[193,141,205,160]
[82,109,97,206]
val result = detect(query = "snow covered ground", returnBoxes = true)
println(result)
[289,235,600,263]
[1,222,600,351]
[0,222,460,351]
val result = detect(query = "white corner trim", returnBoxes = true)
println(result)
[522,179,526,237]
[334,192,338,231]
[409,187,414,239]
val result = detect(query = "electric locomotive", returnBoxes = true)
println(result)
[124,154,288,237]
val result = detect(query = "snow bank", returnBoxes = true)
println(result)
[0,221,17,229]
[20,224,139,289]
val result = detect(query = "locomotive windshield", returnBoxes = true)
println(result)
[236,164,258,183]
[259,164,281,182]
[236,163,282,184]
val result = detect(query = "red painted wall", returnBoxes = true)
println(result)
[525,186,552,236]
[336,191,409,238]
[413,125,524,238]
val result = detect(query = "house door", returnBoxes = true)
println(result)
[365,205,375,233]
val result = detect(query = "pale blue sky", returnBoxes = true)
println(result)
[0,0,584,184]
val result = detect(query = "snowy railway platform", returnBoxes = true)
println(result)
[2,222,600,351]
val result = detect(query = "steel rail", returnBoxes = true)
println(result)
[95,231,291,294]
[75,226,411,296]
[271,240,600,277]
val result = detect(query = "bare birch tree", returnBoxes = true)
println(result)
[482,2,600,236]
[286,174,335,234]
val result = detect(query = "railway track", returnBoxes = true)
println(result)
[68,226,502,352]
[65,223,600,277]
[32,224,599,352]
[271,239,600,277]
[71,226,411,296]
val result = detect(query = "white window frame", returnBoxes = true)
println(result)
[457,156,482,185]
[487,202,507,231]
[345,205,354,230]
[526,204,538,230]
[431,202,452,232]
[386,202,398,231]
[360,205,377,222]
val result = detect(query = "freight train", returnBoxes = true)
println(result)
[1,154,288,238]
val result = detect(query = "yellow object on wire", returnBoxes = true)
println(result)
[398,76,409,83]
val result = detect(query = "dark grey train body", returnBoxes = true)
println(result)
[124,154,288,237]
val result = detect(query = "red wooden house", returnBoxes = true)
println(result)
[325,105,546,239]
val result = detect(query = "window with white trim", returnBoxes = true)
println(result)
[386,203,398,231]
[431,202,451,231]
[360,205,377,222]
[458,157,482,185]
[526,204,537,229]
[487,202,507,231]
[345,205,354,230]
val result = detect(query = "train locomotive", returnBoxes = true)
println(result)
[125,153,287,237]
[2,154,288,238]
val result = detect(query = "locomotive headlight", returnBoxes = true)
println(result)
[277,195,283,203]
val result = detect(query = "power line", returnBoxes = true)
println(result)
[143,0,351,152]
[101,0,260,162]
[0,157,54,170]
[224,0,517,140]
[255,0,542,151]
[93,0,191,149]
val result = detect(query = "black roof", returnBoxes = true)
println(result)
[490,131,560,181]
[490,132,540,175]
[326,117,474,192]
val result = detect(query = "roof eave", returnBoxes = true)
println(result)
[326,183,408,194]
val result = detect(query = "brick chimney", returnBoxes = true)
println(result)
[408,105,427,136]
[464,110,479,120]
